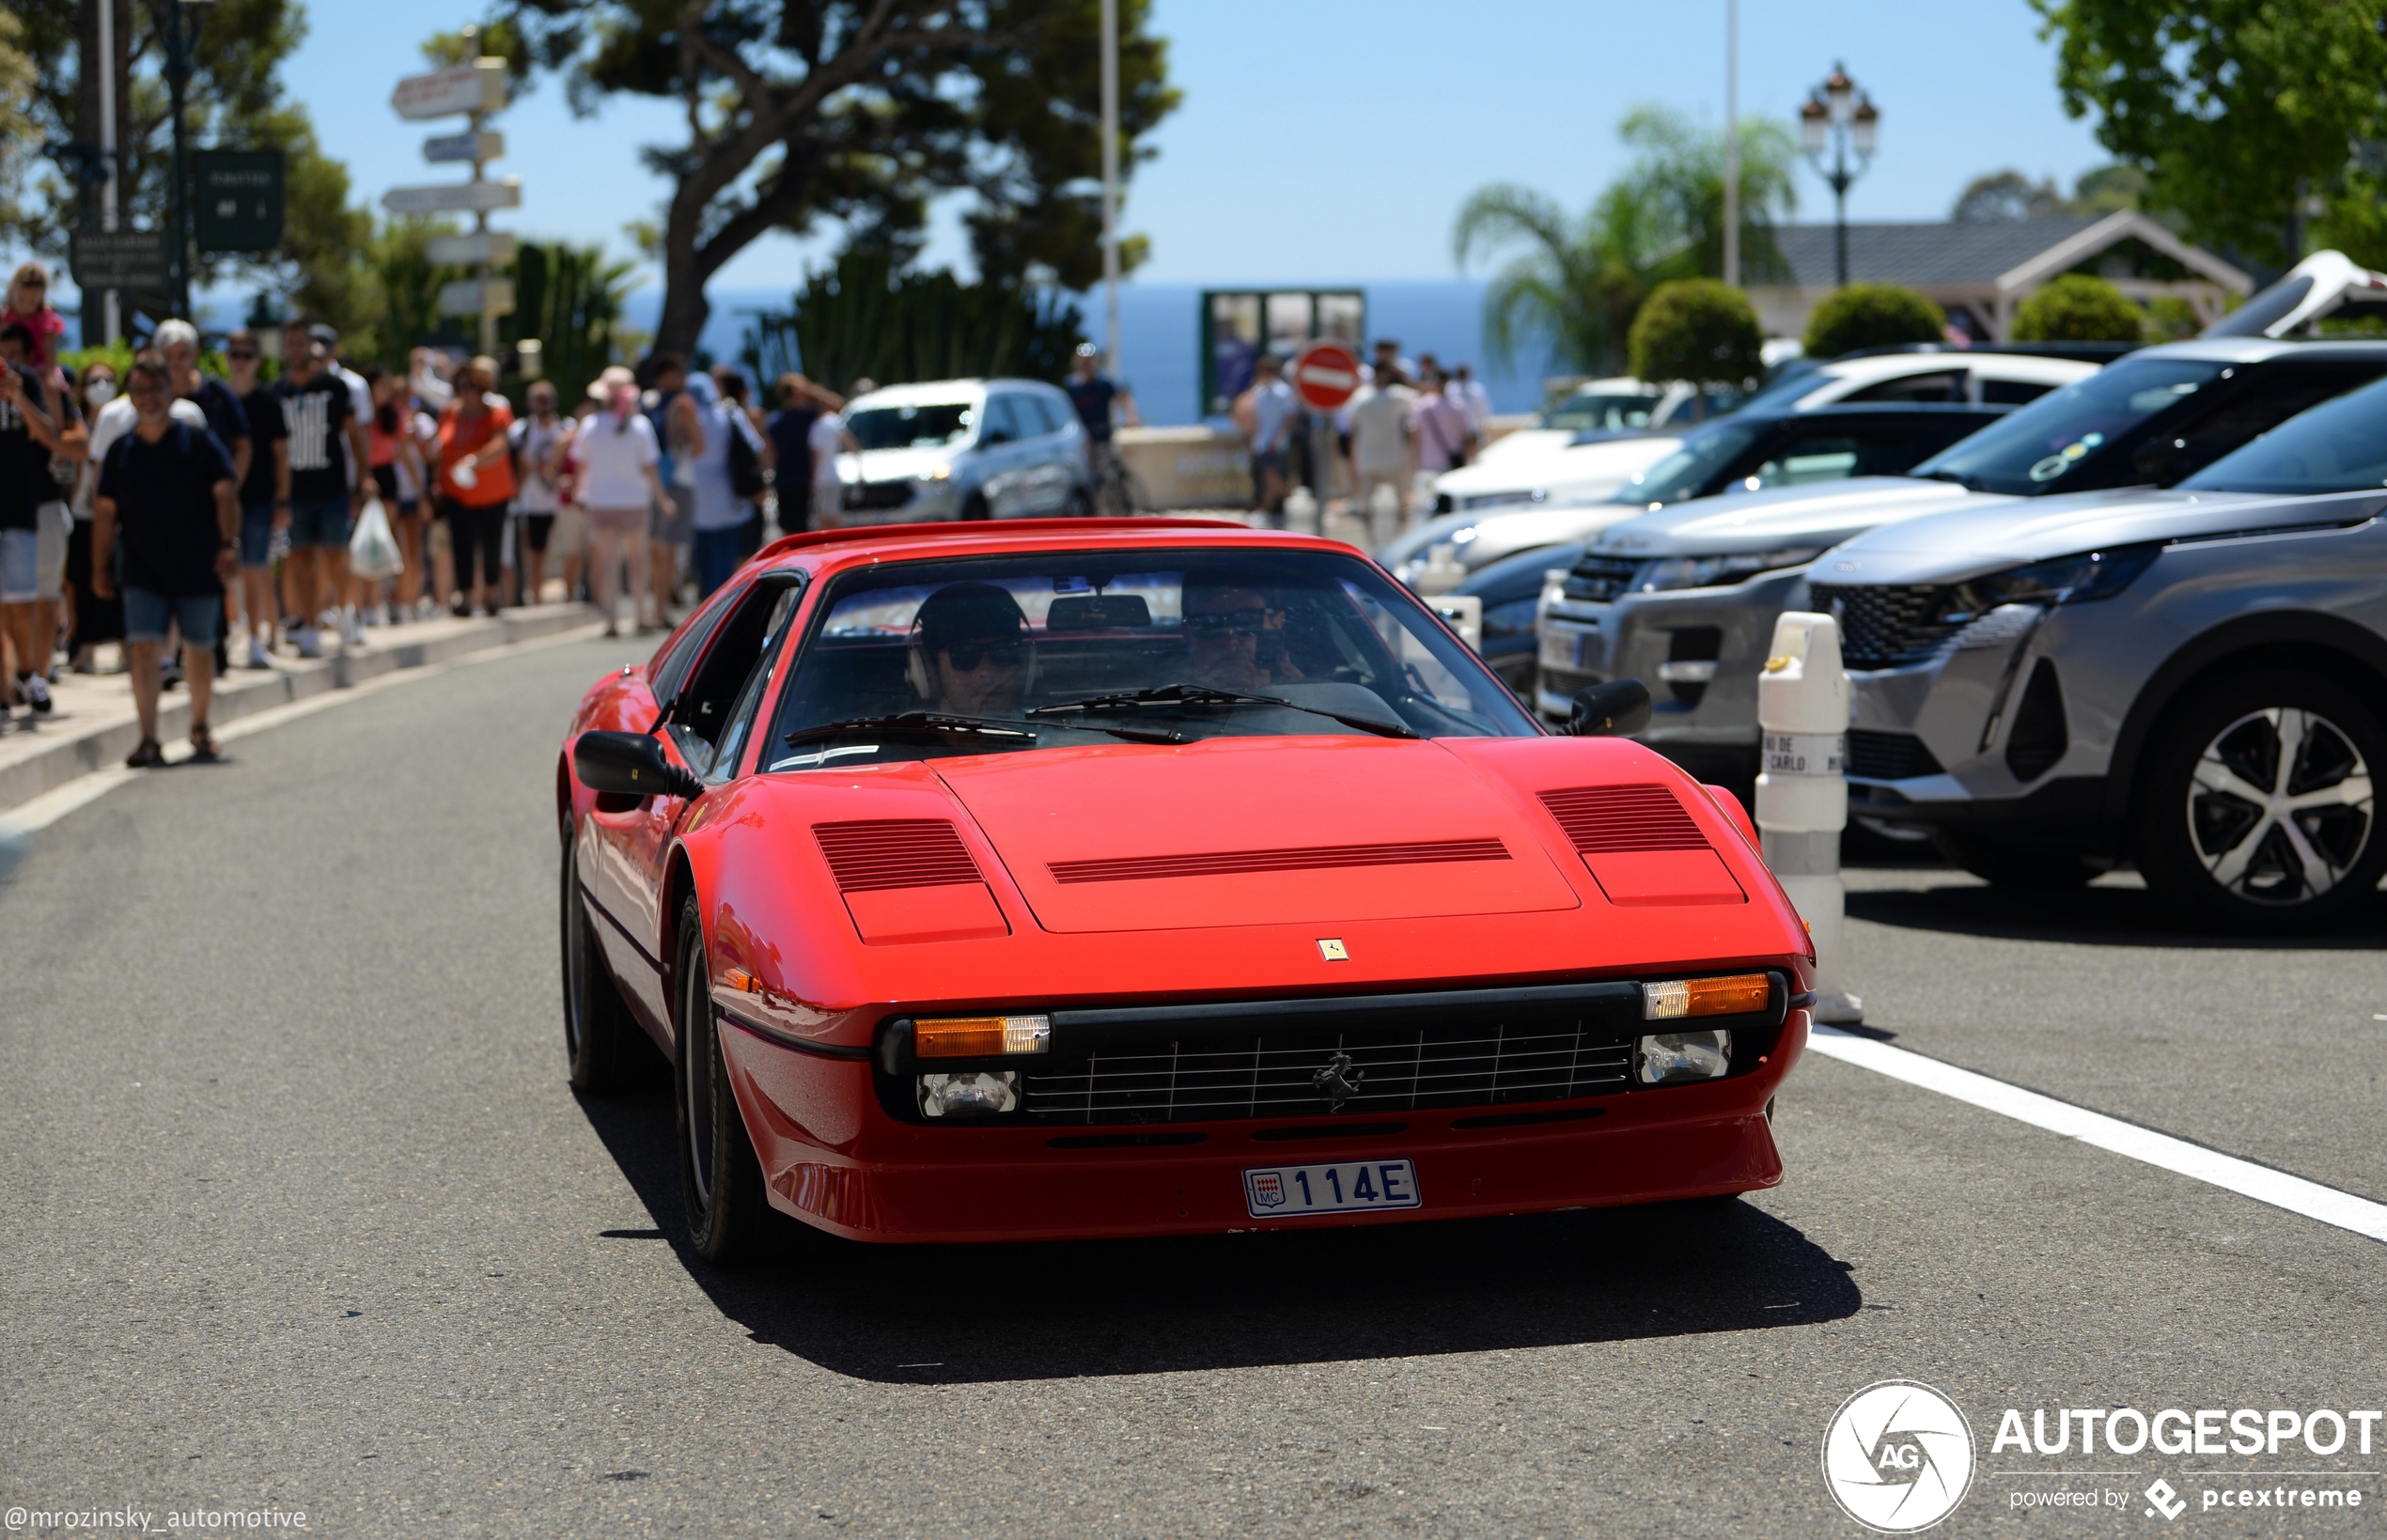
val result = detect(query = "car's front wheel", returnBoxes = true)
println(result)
[562,831,647,1094]
[674,894,769,1264]
[2134,670,2385,933]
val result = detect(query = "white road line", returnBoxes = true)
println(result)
[0,622,606,835]
[1808,1026,2387,1245]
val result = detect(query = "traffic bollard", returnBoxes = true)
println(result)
[1282,486,1320,537]
[1756,610,1863,1024]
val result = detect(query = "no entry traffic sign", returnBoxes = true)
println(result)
[1291,342,1362,412]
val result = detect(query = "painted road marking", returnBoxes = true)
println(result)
[1808,1026,2387,1245]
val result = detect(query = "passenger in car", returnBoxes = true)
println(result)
[1184,578,1304,692]
[906,581,1035,717]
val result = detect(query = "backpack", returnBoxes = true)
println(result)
[725,412,765,499]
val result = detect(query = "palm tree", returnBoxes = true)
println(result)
[1454,106,1798,377]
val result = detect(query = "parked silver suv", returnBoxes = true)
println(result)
[833,378,1090,524]
[1820,375,2387,932]
[1536,339,2387,788]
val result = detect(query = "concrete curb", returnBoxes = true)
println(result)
[0,606,598,814]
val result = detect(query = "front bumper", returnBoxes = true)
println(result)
[718,985,1810,1242]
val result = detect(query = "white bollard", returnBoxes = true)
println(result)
[1428,593,1483,652]
[1413,541,1467,595]
[1367,482,1401,548]
[1756,611,1863,1024]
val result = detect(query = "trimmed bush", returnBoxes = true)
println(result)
[1628,279,1764,390]
[2012,274,2145,342]
[1803,282,1946,358]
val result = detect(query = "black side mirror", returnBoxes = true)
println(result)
[574,730,703,801]
[1568,679,1652,737]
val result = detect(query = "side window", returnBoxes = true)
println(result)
[1751,435,1862,488]
[981,395,1024,445]
[1842,371,1965,404]
[2165,370,2373,465]
[1979,377,2056,405]
[667,578,805,775]
[1018,393,1062,437]
[648,582,746,705]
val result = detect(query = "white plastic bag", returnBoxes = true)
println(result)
[349,496,404,581]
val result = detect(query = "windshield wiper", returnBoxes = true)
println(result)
[1026,682,1419,739]
[784,713,1037,748]
[782,712,1181,749]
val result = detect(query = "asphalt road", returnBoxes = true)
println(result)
[5,633,2385,1538]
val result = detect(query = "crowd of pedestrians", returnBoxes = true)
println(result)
[1230,335,1490,532]
[0,257,859,757]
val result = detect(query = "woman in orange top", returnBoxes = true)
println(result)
[435,355,517,616]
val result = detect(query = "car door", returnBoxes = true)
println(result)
[2130,364,2387,484]
[1014,391,1075,511]
[1729,415,1999,493]
[975,394,1030,516]
[582,574,802,1033]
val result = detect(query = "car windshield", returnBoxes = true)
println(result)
[847,400,975,450]
[763,548,1537,770]
[1544,390,1663,433]
[1732,360,1830,413]
[1606,420,1766,506]
[2178,374,2387,493]
[1909,356,2227,494]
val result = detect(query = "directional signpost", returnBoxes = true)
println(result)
[384,54,516,354]
[70,229,171,298]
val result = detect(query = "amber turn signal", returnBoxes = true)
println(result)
[913,1015,1052,1058]
[1642,974,1770,1020]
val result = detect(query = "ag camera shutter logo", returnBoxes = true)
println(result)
[1822,1380,1976,1532]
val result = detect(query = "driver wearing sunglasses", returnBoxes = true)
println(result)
[1183,579,1303,693]
[908,582,1034,717]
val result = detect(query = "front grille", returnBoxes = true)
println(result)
[1809,583,1961,670]
[1564,554,1646,602]
[845,479,915,511]
[1846,729,1945,781]
[1022,1021,1638,1124]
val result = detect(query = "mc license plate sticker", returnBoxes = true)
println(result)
[1243,1159,1421,1218]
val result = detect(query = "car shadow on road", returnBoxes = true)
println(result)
[1848,880,2387,950]
[575,1082,1862,1384]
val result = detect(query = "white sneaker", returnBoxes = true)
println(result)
[296,626,322,660]
[342,611,366,648]
[246,637,271,670]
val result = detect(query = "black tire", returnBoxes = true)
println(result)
[1064,486,1094,518]
[562,832,647,1094]
[674,894,769,1265]
[2134,670,2386,934]
[959,493,991,521]
[1932,830,2098,890]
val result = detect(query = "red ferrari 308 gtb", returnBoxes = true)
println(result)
[558,517,1813,1261]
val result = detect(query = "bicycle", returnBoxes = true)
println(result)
[1086,438,1148,518]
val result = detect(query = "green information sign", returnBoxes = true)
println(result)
[1199,288,1365,416]
[194,150,286,255]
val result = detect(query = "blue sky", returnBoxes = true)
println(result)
[281,0,2112,294]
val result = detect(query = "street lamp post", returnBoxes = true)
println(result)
[158,0,215,323]
[1799,63,1879,289]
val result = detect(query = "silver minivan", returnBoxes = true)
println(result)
[833,378,1090,524]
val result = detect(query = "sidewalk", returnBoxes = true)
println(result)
[0,604,600,814]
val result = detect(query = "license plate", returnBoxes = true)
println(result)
[1243,1159,1421,1217]
[1539,621,1599,674]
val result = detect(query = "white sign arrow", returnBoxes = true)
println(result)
[391,59,508,121]
[381,179,523,216]
[424,232,518,267]
[438,277,517,319]
[423,130,505,165]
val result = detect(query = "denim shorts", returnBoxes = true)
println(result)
[240,501,277,568]
[288,496,351,550]
[122,587,223,646]
[0,526,36,602]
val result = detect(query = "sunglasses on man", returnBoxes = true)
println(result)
[1183,607,1269,638]
[226,349,257,361]
[940,639,1027,672]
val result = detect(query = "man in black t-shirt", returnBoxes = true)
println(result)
[275,324,367,659]
[93,360,240,766]
[764,373,820,534]
[225,329,288,667]
[0,321,68,722]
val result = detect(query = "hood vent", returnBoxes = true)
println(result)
[815,819,984,892]
[1537,786,1710,854]
[1050,837,1509,885]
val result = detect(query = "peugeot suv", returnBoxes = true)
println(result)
[1535,339,2387,785]
[1821,374,2387,932]
[834,379,1090,524]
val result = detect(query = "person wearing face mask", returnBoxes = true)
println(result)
[65,361,124,670]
